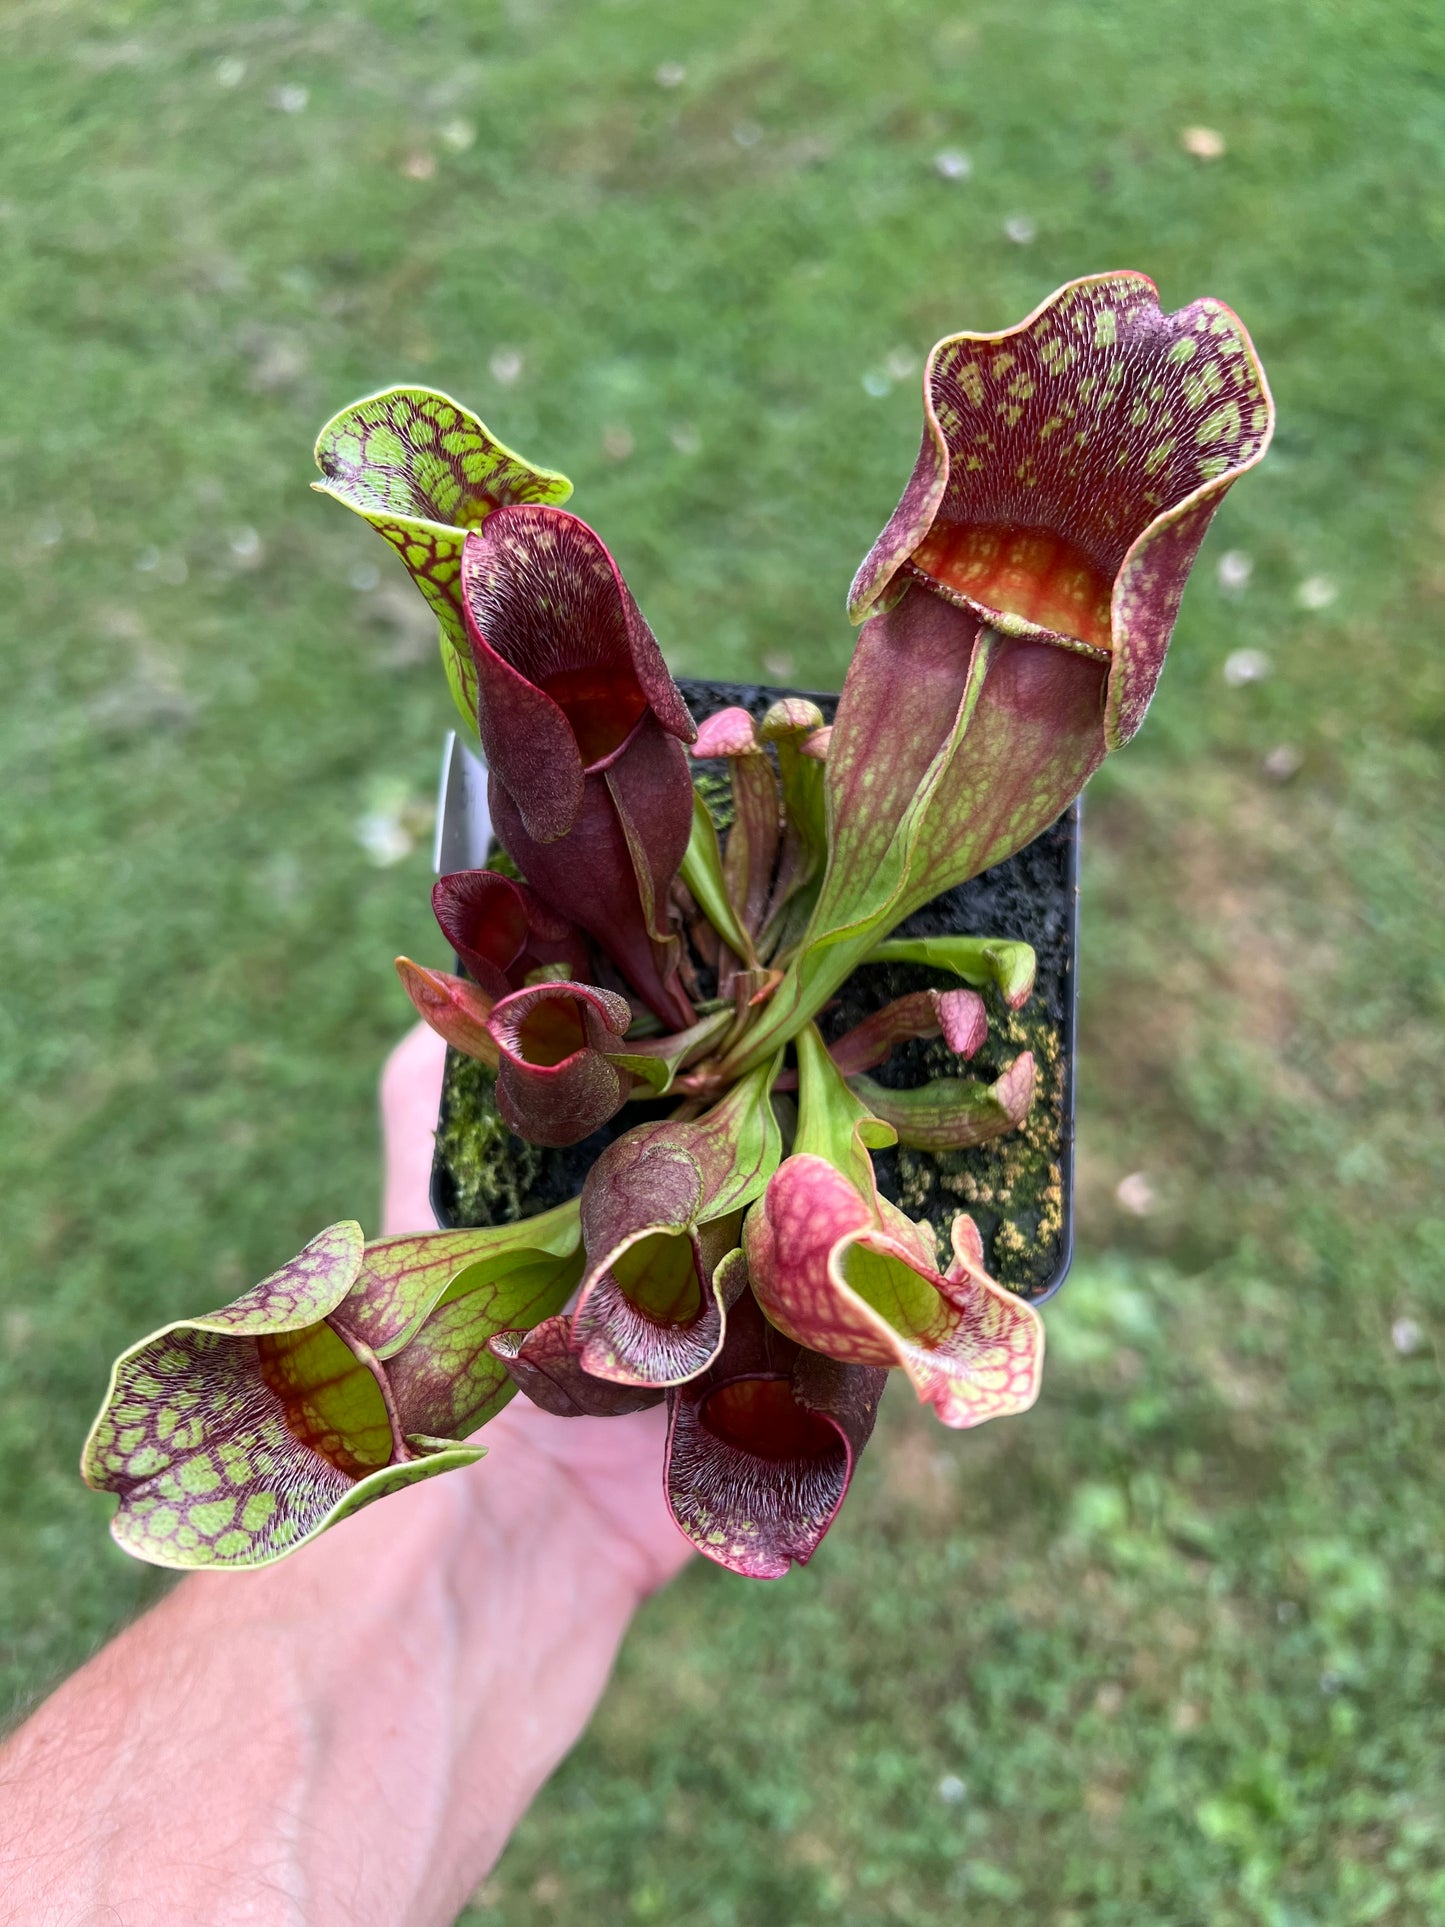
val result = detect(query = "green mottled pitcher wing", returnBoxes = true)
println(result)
[313,388,572,531]
[388,1240,586,1439]
[194,1220,365,1335]
[312,387,572,729]
[338,1228,500,1359]
[339,1215,578,1360]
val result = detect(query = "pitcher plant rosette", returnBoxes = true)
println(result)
[85,272,1272,1578]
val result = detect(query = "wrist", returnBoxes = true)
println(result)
[226,1427,648,1924]
[2,1424,651,1927]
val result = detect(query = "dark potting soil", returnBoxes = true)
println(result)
[431,680,1078,1304]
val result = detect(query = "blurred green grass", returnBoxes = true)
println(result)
[2,0,1442,1919]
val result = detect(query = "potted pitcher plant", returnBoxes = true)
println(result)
[83,272,1272,1579]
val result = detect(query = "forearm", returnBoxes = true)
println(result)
[3,1026,686,1923]
[1,1420,648,1927]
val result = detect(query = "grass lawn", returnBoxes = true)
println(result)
[2,0,1442,1919]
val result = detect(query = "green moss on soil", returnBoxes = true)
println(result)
[434,1050,546,1226]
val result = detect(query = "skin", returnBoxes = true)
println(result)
[0,1024,692,1927]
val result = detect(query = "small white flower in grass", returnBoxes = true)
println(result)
[933,149,972,181]
[862,369,892,398]
[489,348,524,386]
[1223,648,1270,687]
[669,422,701,455]
[229,526,262,563]
[762,651,795,680]
[248,337,308,392]
[135,547,159,572]
[937,1774,968,1805]
[1392,1317,1423,1357]
[1261,743,1302,782]
[1217,549,1253,593]
[214,57,245,89]
[1296,574,1338,611]
[1004,215,1036,245]
[1181,126,1227,160]
[349,562,381,592]
[355,778,423,868]
[401,151,437,181]
[654,61,686,89]
[885,349,919,382]
[271,84,309,114]
[1116,1172,1155,1216]
[438,118,476,152]
[356,813,412,867]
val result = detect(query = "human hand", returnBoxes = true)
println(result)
[0,1034,691,1927]
[379,1022,692,1599]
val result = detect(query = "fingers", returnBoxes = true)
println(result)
[380,1023,449,1235]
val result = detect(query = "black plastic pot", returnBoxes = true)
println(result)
[430,679,1080,1305]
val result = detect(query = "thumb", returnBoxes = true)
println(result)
[379,1023,448,1234]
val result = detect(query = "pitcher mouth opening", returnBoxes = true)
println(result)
[541,665,649,769]
[699,1375,841,1463]
[908,523,1115,659]
[609,1232,705,1328]
[513,995,592,1068]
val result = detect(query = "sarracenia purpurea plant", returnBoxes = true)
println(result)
[85,273,1271,1578]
